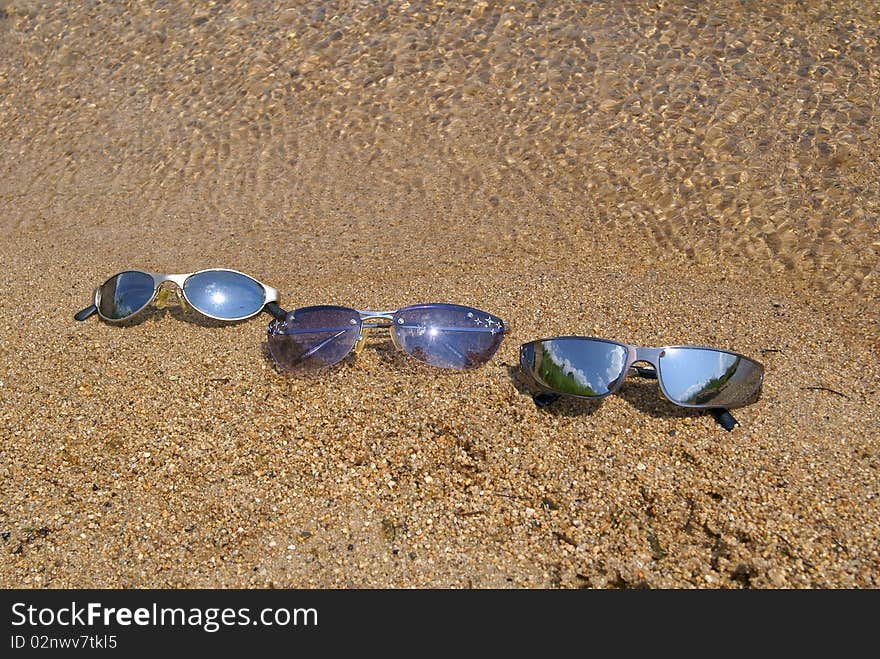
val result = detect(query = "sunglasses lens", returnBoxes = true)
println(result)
[658,347,763,408]
[391,304,504,369]
[267,306,361,373]
[183,270,265,320]
[520,338,627,397]
[97,271,155,319]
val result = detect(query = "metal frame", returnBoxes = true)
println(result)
[353,310,400,353]
[82,268,279,323]
[269,303,506,367]
[519,336,764,410]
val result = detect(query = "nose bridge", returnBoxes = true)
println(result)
[357,310,396,329]
[633,346,664,367]
[154,283,184,308]
[157,273,188,288]
[358,310,396,319]
[352,310,396,352]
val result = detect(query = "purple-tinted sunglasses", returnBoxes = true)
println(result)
[267,303,506,374]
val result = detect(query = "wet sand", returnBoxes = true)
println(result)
[0,1,877,587]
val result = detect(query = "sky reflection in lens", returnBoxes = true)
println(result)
[529,338,627,397]
[393,304,504,369]
[98,271,155,319]
[659,347,763,407]
[184,270,265,319]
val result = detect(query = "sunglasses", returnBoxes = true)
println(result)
[519,337,764,430]
[74,269,286,323]
[267,303,506,373]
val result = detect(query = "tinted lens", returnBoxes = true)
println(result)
[520,338,627,397]
[393,304,505,369]
[267,306,361,373]
[183,270,265,320]
[658,347,763,408]
[97,271,155,319]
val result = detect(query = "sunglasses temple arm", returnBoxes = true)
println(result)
[513,362,559,407]
[630,365,657,379]
[297,330,352,362]
[517,372,560,408]
[264,302,288,321]
[74,304,97,321]
[710,409,738,431]
[532,391,561,408]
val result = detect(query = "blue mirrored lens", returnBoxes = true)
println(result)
[393,304,504,369]
[267,306,361,373]
[98,271,155,319]
[659,347,763,408]
[521,338,627,397]
[183,270,265,320]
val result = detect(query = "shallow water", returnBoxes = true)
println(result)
[1,0,877,294]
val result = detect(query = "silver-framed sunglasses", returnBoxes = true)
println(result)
[74,269,286,323]
[519,336,764,430]
[268,303,506,373]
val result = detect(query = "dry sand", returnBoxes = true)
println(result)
[0,1,877,588]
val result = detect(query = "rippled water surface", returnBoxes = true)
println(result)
[1,1,877,293]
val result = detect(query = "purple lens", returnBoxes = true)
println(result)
[267,306,361,373]
[392,304,505,369]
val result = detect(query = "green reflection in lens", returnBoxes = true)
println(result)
[684,360,739,405]
[659,347,763,408]
[538,344,599,396]
[530,339,627,397]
